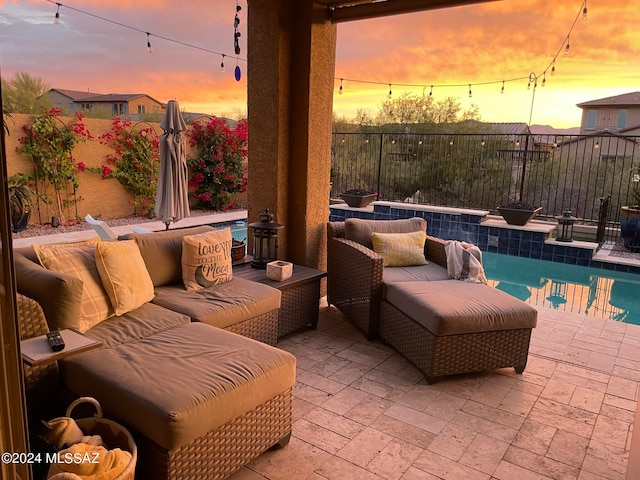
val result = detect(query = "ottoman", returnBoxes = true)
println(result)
[379,281,537,383]
[60,322,296,479]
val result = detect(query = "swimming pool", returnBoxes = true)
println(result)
[483,252,640,325]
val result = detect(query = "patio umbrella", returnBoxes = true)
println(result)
[155,99,190,229]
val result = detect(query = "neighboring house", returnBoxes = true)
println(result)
[577,91,640,136]
[76,93,166,116]
[46,88,103,111]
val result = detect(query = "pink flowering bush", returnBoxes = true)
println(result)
[94,118,159,216]
[18,108,92,223]
[187,117,247,210]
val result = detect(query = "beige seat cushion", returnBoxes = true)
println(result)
[61,323,296,450]
[385,281,537,336]
[381,263,451,298]
[84,302,190,348]
[151,277,281,329]
[344,217,426,250]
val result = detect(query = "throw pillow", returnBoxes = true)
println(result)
[182,228,233,291]
[95,240,155,316]
[33,242,113,332]
[371,231,428,267]
[345,218,427,249]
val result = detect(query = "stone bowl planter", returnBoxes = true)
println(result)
[340,190,377,208]
[497,206,542,226]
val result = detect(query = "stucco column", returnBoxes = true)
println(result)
[247,0,336,269]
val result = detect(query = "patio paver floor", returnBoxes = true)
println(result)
[230,300,640,480]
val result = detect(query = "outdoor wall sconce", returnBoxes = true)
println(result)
[555,210,578,242]
[249,208,284,269]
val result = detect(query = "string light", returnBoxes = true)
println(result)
[339,78,343,95]
[388,84,392,99]
[468,84,472,98]
[43,0,245,66]
[594,141,600,149]
[54,2,60,24]
[335,0,588,100]
[146,32,153,53]
[583,1,588,20]
[220,54,225,72]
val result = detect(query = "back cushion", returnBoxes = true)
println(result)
[130,226,214,286]
[344,218,427,250]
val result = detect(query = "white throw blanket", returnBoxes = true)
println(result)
[444,240,487,284]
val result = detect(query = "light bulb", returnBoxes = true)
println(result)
[429,86,433,97]
[54,4,60,24]
[388,85,392,99]
[564,39,570,55]
[542,74,546,87]
[594,141,599,150]
[551,63,556,76]
[146,33,153,53]
[220,55,225,72]
[501,81,505,94]
[468,85,472,98]
[582,5,587,20]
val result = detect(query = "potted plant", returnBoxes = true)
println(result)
[8,173,35,233]
[497,200,542,226]
[340,188,377,208]
[620,167,640,252]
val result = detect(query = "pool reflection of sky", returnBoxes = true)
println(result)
[483,252,640,326]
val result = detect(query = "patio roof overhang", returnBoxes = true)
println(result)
[326,0,500,23]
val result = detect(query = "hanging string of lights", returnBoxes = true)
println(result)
[44,0,246,79]
[336,0,588,99]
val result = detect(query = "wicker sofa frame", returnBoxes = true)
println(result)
[17,293,292,479]
[326,220,448,339]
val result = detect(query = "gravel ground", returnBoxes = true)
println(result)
[11,209,217,239]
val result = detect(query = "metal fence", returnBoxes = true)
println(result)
[331,132,640,229]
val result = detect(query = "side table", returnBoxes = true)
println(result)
[234,263,327,338]
[21,329,103,366]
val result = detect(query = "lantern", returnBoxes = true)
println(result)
[555,210,578,242]
[249,208,283,269]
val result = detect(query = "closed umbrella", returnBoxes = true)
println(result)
[155,99,190,229]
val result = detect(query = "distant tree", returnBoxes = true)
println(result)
[1,71,51,114]
[375,92,480,126]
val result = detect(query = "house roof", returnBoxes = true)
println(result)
[577,92,640,108]
[48,88,102,100]
[463,121,530,135]
[556,130,640,147]
[77,93,161,103]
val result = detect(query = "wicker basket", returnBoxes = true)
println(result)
[232,239,246,262]
[48,397,137,480]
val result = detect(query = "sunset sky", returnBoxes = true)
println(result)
[1,0,638,128]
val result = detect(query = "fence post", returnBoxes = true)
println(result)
[518,134,530,202]
[596,195,611,244]
[376,133,383,199]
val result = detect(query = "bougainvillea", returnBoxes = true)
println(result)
[187,117,247,210]
[18,107,92,223]
[95,118,159,216]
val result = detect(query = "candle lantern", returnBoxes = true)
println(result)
[249,208,284,269]
[555,210,578,242]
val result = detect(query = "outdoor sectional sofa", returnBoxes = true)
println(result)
[327,217,538,383]
[14,226,296,479]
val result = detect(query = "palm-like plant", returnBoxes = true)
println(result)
[8,173,35,232]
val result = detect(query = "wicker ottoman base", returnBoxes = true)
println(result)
[136,388,292,480]
[380,300,533,383]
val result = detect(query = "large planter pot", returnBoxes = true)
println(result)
[497,207,542,226]
[620,206,640,252]
[341,193,377,208]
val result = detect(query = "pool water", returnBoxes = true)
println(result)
[483,252,640,325]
